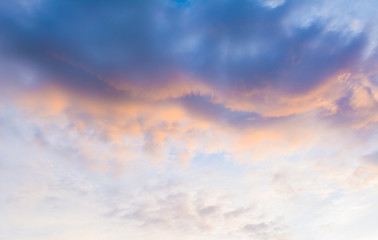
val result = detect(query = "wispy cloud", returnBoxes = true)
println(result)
[1,0,378,239]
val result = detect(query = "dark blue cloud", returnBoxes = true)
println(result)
[178,94,261,127]
[0,0,369,97]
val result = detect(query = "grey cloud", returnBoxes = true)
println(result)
[243,222,270,232]
[240,219,287,240]
[224,207,253,218]
[362,151,378,166]
[198,205,219,216]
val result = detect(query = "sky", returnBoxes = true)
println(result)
[1,0,378,239]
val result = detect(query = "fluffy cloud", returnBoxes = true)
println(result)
[1,0,378,239]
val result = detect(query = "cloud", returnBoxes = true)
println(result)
[1,1,376,154]
[2,1,378,240]
[0,0,370,98]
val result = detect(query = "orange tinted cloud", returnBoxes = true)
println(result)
[5,63,377,169]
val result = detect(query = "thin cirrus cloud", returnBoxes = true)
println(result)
[1,0,378,240]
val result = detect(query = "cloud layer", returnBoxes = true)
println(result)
[1,0,378,239]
